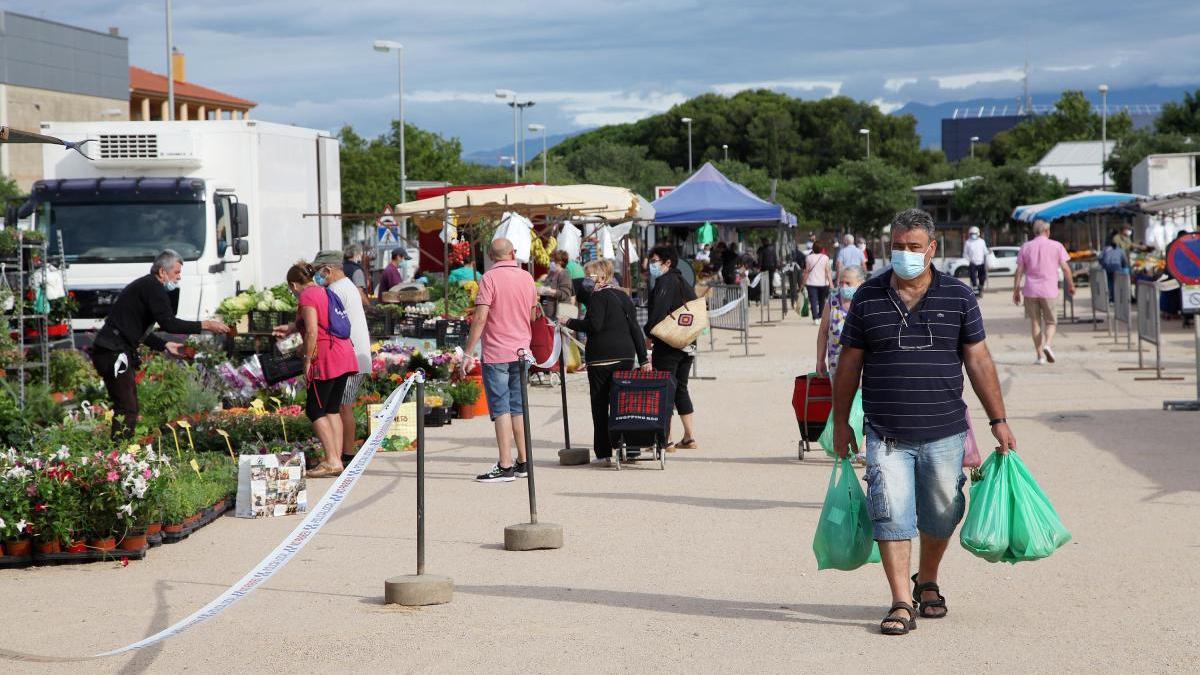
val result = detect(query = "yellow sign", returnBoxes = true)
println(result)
[367,401,417,446]
[189,458,201,475]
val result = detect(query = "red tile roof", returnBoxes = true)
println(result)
[129,66,256,108]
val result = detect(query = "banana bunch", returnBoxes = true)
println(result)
[531,236,551,266]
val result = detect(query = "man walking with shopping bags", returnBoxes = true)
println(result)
[832,209,1016,636]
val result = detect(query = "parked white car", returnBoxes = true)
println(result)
[938,245,1021,278]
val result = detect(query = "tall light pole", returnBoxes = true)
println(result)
[373,40,406,203]
[1099,84,1109,191]
[529,123,547,184]
[511,100,535,177]
[681,117,693,173]
[722,143,728,161]
[859,128,870,159]
[165,0,174,120]
[495,89,518,182]
[970,136,980,159]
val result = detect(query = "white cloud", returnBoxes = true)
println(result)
[406,89,688,128]
[711,80,842,96]
[870,98,904,114]
[1043,64,1094,73]
[884,77,918,92]
[934,68,1025,90]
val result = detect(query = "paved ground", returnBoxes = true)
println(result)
[2,284,1199,674]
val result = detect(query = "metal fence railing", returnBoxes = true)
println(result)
[1089,265,1111,335]
[705,282,751,357]
[1112,271,1134,351]
[1120,280,1183,381]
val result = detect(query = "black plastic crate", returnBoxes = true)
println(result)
[365,311,389,337]
[396,315,423,337]
[248,310,279,333]
[437,319,469,348]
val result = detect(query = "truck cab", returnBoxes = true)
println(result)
[27,176,249,329]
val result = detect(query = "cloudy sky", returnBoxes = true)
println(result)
[7,1,1200,155]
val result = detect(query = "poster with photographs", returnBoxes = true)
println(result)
[235,452,308,519]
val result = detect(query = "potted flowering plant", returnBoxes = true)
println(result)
[447,379,482,420]
[30,452,83,552]
[0,451,34,556]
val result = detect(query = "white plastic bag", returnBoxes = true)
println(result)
[493,212,533,263]
[33,264,66,300]
[556,221,582,259]
[598,225,615,260]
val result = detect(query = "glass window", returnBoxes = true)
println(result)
[215,194,233,257]
[994,248,1018,258]
[47,202,206,264]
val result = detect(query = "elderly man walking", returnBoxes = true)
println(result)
[1012,220,1075,364]
[836,233,865,275]
[833,208,1016,636]
[462,238,539,483]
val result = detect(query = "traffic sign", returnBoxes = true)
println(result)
[1165,232,1200,286]
[376,205,399,244]
[1183,284,1200,315]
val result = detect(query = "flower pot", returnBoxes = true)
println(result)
[456,404,476,420]
[47,323,70,338]
[466,375,490,417]
[36,540,62,555]
[66,540,88,554]
[184,513,200,526]
[0,542,5,557]
[5,539,31,557]
[119,534,148,551]
[164,523,184,534]
[146,522,162,536]
[89,537,117,552]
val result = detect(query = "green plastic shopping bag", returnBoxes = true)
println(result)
[813,457,880,570]
[819,389,863,457]
[959,451,1011,563]
[1005,452,1071,561]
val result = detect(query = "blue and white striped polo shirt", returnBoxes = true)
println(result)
[839,268,985,441]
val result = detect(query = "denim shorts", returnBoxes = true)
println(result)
[481,361,527,420]
[863,426,968,541]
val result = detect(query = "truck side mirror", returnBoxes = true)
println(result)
[232,202,249,238]
[233,238,249,256]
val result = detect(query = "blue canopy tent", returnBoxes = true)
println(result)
[652,162,790,228]
[1012,190,1141,223]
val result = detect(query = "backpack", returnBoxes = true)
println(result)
[325,288,352,339]
[1100,246,1125,272]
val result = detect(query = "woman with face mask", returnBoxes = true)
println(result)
[643,244,699,450]
[273,261,357,477]
[816,265,865,379]
[537,250,576,319]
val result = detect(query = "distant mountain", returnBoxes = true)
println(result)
[462,130,585,166]
[894,83,1200,149]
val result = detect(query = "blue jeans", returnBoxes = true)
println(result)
[481,361,527,420]
[863,427,968,541]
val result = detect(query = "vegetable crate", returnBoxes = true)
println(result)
[365,311,389,337]
[248,310,282,333]
[437,319,469,348]
[395,315,424,337]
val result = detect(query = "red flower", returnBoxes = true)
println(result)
[34,503,47,512]
[120,557,130,568]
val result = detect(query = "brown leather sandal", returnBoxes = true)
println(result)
[911,573,948,619]
[881,601,917,635]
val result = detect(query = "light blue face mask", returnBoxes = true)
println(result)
[649,262,663,279]
[891,248,930,280]
[314,272,327,287]
[164,280,178,292]
[839,285,857,300]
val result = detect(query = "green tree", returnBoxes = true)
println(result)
[988,91,1133,166]
[1103,129,1197,192]
[1156,89,1200,135]
[953,163,1065,231]
[0,175,21,202]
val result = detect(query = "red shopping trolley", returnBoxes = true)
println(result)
[791,374,832,460]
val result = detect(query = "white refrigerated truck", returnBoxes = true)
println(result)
[26,120,341,329]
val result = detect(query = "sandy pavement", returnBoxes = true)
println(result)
[2,284,1199,674]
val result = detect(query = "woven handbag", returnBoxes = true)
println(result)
[649,298,708,349]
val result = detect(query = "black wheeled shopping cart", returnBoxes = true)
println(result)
[608,370,676,470]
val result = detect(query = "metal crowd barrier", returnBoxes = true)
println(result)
[1120,280,1183,381]
[705,282,752,357]
[1111,271,1135,351]
[1089,265,1111,335]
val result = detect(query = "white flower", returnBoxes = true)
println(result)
[126,475,148,499]
[15,519,28,533]
[5,465,31,480]
[117,503,134,518]
[79,456,90,465]
[55,446,70,460]
[0,516,6,531]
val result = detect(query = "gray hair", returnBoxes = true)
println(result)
[839,265,865,284]
[150,249,182,275]
[842,233,855,246]
[891,208,936,239]
[344,243,362,259]
[1033,219,1051,235]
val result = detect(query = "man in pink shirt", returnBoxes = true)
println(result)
[1012,220,1076,365]
[462,238,539,483]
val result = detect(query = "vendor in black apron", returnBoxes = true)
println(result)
[90,249,230,438]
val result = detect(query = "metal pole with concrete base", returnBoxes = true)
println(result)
[505,356,564,550]
[1164,317,1200,411]
[557,327,589,465]
[386,375,453,605]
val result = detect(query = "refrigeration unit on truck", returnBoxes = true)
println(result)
[22,120,341,329]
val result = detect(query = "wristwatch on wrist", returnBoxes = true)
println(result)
[988,417,1007,427]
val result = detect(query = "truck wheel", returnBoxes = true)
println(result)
[954,266,969,278]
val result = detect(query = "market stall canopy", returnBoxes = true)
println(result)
[1136,185,1200,214]
[1011,190,1142,223]
[651,162,788,228]
[395,184,648,233]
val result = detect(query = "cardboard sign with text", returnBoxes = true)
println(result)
[367,401,417,450]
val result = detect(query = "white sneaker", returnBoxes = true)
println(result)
[1043,345,1056,363]
[1036,357,1047,365]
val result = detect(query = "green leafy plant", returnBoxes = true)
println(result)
[447,379,481,407]
[49,348,99,393]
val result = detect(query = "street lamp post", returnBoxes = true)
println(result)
[373,40,406,204]
[681,117,693,173]
[722,143,728,161]
[970,136,980,159]
[1099,84,1109,191]
[495,89,518,182]
[165,0,174,120]
[512,101,535,177]
[529,123,547,184]
[859,128,870,159]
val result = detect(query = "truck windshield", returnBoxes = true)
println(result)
[45,202,206,264]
